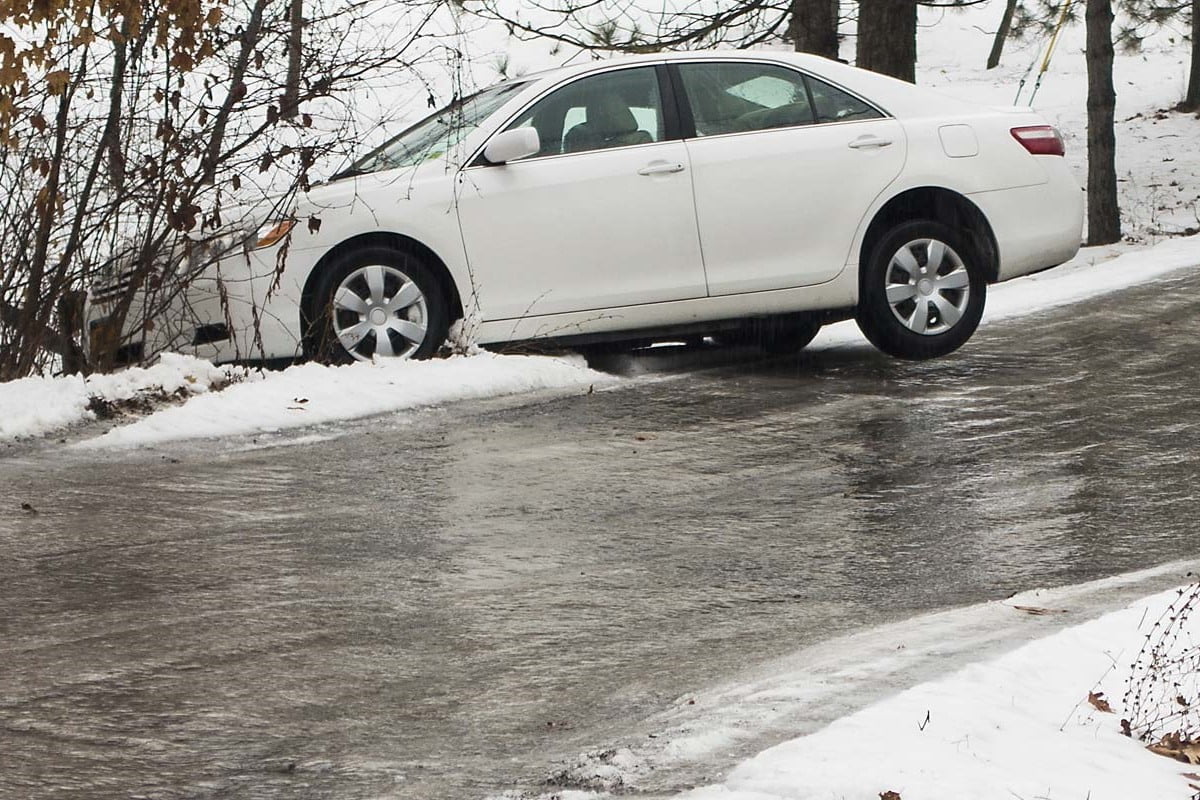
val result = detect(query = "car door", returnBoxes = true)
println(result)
[455,65,707,322]
[671,60,906,296]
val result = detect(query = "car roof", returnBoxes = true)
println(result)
[518,48,830,81]
[507,49,981,120]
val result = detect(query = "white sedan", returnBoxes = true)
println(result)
[87,51,1083,364]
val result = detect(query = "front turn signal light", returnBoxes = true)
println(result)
[253,219,296,249]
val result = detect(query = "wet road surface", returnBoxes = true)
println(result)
[3,268,1200,798]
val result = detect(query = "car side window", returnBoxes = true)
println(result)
[675,62,816,137]
[807,75,884,124]
[504,67,663,158]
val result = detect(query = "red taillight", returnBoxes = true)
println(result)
[1011,125,1065,157]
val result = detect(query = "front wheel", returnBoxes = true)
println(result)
[310,247,449,363]
[855,220,987,360]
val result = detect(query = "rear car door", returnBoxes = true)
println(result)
[671,60,906,296]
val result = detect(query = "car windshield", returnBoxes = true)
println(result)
[339,80,529,177]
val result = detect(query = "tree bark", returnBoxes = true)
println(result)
[281,0,303,119]
[789,0,839,59]
[1185,0,1200,109]
[987,0,1019,69]
[1086,0,1121,245]
[857,0,917,83]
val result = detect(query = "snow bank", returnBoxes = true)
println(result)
[985,235,1200,323]
[681,587,1196,800]
[79,351,605,448]
[0,353,242,441]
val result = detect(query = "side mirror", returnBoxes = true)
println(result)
[484,128,540,165]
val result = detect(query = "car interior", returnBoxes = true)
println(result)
[506,67,662,156]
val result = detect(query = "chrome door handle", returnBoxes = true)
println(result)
[848,136,894,150]
[637,161,686,176]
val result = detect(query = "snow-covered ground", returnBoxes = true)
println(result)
[494,564,1200,800]
[80,351,605,448]
[0,353,241,442]
[0,350,607,446]
[678,586,1198,800]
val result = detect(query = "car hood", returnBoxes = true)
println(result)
[296,157,455,216]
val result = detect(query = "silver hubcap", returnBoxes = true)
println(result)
[884,238,971,336]
[331,264,428,361]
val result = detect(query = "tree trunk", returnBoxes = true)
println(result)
[789,0,839,59]
[1185,0,1200,109]
[987,0,1019,69]
[1086,0,1120,245]
[281,0,303,119]
[55,290,87,375]
[856,0,917,83]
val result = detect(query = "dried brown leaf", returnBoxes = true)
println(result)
[1147,733,1200,764]
[1088,691,1113,713]
[45,69,69,95]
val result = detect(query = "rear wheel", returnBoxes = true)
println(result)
[855,220,986,360]
[310,247,449,363]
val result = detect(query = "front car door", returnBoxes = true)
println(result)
[672,60,906,296]
[455,65,707,323]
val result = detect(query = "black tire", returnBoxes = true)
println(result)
[309,246,449,363]
[715,315,822,355]
[855,220,987,360]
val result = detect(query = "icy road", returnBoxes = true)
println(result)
[3,266,1200,799]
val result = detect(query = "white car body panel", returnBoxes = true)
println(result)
[85,50,1084,364]
[456,139,707,320]
[685,116,906,295]
[971,157,1085,281]
[473,267,860,345]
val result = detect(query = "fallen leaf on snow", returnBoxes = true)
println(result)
[1147,732,1200,764]
[1088,691,1113,713]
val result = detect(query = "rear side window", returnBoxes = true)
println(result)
[675,62,815,137]
[807,75,884,123]
[675,62,885,137]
